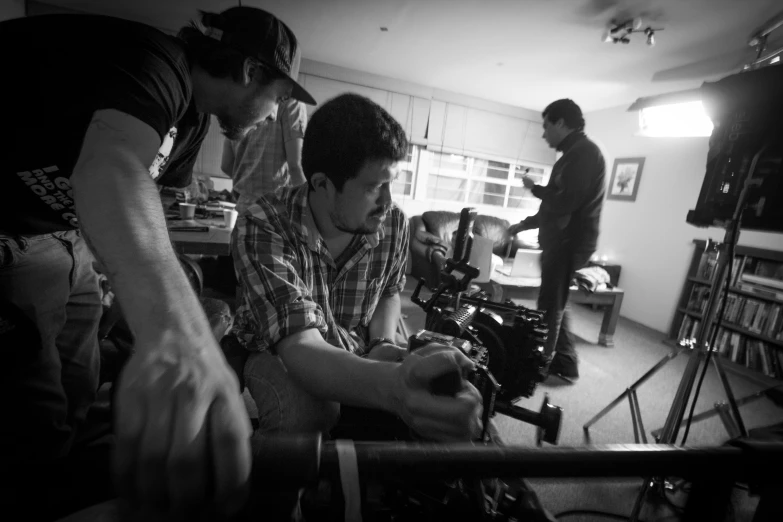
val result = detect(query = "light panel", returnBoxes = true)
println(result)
[638,101,714,138]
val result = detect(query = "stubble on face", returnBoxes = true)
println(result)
[330,204,390,235]
[328,161,396,235]
[217,79,290,140]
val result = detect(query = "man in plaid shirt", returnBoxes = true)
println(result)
[231,93,482,440]
[221,99,308,213]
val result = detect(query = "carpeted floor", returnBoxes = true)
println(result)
[399,278,783,521]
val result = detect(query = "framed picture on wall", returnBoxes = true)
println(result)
[607,157,645,202]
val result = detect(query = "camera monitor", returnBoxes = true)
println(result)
[687,64,783,232]
[452,207,478,263]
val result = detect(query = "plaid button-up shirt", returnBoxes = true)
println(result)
[221,100,307,212]
[231,184,409,355]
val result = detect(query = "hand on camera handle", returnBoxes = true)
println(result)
[392,342,484,441]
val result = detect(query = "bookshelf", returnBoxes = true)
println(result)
[670,240,783,380]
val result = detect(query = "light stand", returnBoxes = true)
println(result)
[583,149,768,521]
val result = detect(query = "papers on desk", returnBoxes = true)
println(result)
[167,220,209,232]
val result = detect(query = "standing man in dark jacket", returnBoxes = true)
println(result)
[508,99,605,379]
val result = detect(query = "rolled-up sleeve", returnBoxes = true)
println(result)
[381,209,409,297]
[281,100,307,142]
[232,211,327,352]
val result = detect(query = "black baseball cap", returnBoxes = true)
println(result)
[200,6,316,105]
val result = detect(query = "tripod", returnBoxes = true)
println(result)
[583,155,769,521]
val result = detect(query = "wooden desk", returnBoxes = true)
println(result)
[168,218,232,256]
[487,269,624,348]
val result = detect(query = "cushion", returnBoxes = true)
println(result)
[422,211,461,244]
[474,215,511,253]
[421,211,513,256]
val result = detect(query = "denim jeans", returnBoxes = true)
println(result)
[244,350,341,435]
[538,244,594,361]
[0,230,102,461]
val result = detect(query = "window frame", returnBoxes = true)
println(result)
[415,147,552,213]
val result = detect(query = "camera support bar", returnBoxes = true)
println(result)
[250,435,783,522]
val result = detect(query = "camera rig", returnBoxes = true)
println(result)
[409,208,562,445]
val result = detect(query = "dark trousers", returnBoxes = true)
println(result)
[538,244,594,361]
[0,230,104,514]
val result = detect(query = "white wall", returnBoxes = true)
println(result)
[1,0,25,20]
[587,105,783,333]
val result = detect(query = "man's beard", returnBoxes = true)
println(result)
[331,207,389,235]
[217,88,267,141]
[218,116,250,141]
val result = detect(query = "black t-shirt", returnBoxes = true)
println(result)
[0,14,210,235]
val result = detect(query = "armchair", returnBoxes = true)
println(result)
[409,210,535,288]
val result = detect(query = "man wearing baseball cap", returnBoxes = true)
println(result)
[0,5,313,519]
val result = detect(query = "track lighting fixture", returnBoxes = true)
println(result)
[602,18,663,46]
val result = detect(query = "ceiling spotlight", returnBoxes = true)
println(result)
[603,19,664,46]
[645,27,656,46]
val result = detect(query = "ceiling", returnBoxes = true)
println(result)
[38,0,783,112]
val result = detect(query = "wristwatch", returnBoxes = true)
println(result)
[367,337,396,353]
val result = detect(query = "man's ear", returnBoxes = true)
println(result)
[310,172,331,193]
[242,58,258,87]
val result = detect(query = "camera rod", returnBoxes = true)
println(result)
[251,434,783,483]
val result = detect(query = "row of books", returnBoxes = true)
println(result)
[697,253,783,292]
[686,286,783,341]
[677,316,783,379]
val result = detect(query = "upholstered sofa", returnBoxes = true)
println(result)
[409,210,535,288]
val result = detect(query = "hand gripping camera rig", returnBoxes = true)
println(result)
[409,208,562,444]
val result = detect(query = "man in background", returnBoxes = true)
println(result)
[222,98,307,212]
[508,99,605,379]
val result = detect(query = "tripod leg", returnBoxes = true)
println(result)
[630,478,652,522]
[583,350,680,433]
[715,402,742,440]
[629,390,641,444]
[629,390,648,444]
[652,392,769,438]
[659,350,704,443]
[711,353,748,438]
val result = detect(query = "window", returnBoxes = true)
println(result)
[426,152,469,201]
[385,144,551,215]
[423,150,551,210]
[391,144,419,197]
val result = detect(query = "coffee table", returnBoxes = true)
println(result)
[486,266,624,348]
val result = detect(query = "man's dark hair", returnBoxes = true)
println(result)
[303,93,409,191]
[542,99,585,132]
[178,24,284,85]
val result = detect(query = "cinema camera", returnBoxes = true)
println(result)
[409,208,562,445]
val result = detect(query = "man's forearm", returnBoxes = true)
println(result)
[277,332,399,412]
[71,156,211,345]
[517,213,540,231]
[368,293,401,341]
[288,164,306,186]
[285,138,305,186]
